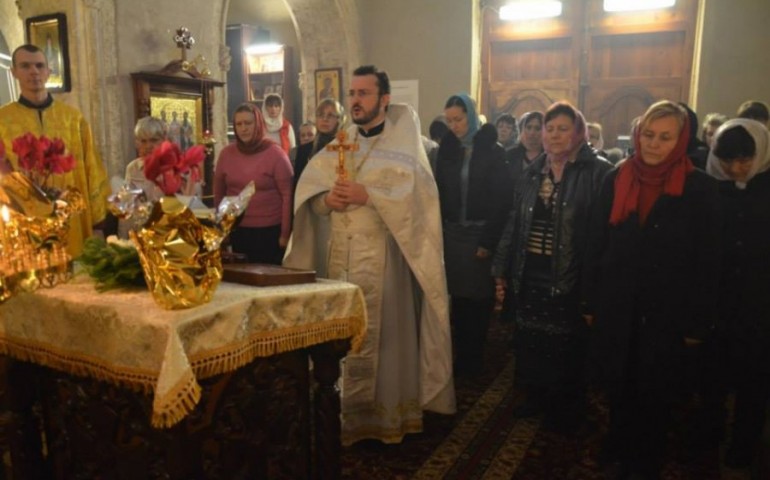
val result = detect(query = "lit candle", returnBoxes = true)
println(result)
[0,205,8,250]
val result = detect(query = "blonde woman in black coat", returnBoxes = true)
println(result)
[585,101,721,478]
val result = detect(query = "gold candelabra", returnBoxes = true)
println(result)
[0,172,80,303]
[0,204,73,302]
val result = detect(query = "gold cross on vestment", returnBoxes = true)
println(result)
[326,131,359,180]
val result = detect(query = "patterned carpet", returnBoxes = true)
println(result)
[340,321,737,479]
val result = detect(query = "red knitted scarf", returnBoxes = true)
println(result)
[609,115,693,225]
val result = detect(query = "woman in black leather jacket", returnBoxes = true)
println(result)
[491,101,611,430]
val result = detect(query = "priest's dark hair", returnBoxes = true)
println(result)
[353,65,390,96]
[713,125,756,161]
[11,44,44,67]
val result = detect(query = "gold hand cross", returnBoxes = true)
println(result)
[326,131,359,180]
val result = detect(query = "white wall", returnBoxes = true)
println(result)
[359,0,475,133]
[694,0,770,117]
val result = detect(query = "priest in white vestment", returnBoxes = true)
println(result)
[284,65,455,445]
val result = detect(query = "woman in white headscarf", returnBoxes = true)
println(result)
[706,118,770,469]
[262,93,296,155]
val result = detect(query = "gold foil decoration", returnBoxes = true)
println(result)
[124,182,254,310]
[130,196,221,310]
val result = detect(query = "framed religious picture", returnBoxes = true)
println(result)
[149,93,202,153]
[314,67,342,106]
[25,13,71,93]
[131,71,224,203]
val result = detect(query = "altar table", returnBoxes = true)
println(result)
[0,277,366,479]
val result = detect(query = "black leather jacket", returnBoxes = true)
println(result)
[491,144,612,296]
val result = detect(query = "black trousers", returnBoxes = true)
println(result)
[607,387,671,477]
[730,370,770,464]
[230,224,284,265]
[451,296,494,374]
[606,313,673,478]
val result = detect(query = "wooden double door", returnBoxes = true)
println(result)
[482,0,699,149]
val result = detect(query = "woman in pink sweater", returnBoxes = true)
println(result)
[214,103,294,264]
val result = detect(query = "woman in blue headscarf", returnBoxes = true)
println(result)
[434,94,512,377]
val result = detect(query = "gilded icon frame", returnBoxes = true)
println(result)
[25,13,71,93]
[314,67,342,107]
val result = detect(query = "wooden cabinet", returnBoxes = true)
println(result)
[225,24,269,121]
[245,46,293,106]
[225,25,294,125]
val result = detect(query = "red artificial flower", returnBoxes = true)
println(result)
[13,132,44,173]
[144,141,205,196]
[180,145,205,184]
[11,133,75,185]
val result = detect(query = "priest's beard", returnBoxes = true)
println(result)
[352,97,384,127]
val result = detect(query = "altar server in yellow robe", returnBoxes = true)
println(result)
[0,44,109,257]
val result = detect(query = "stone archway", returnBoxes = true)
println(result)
[267,0,363,120]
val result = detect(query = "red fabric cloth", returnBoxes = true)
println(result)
[278,119,291,154]
[610,115,694,226]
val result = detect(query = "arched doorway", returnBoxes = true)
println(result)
[224,0,362,124]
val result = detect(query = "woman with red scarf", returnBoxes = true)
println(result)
[214,103,294,264]
[584,100,722,478]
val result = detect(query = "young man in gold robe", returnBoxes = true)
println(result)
[0,44,109,256]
